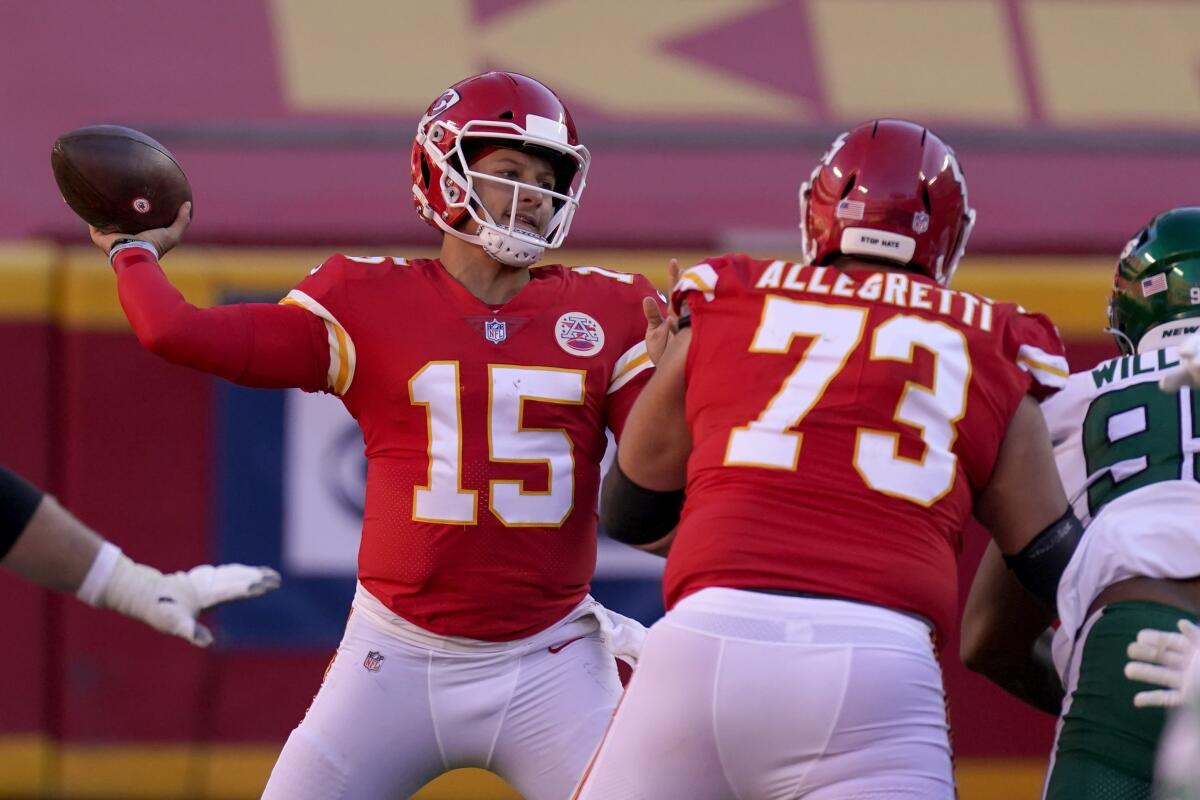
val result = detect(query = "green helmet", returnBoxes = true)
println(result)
[1109,207,1200,354]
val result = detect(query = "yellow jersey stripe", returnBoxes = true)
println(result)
[1018,355,1069,379]
[280,290,357,395]
[329,321,351,394]
[613,351,651,380]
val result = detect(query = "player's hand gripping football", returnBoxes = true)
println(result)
[90,201,192,260]
[1160,333,1200,393]
[1124,618,1200,707]
[98,556,281,647]
[644,258,682,364]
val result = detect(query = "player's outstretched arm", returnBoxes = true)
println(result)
[0,465,280,647]
[962,394,1075,714]
[961,542,1061,714]
[86,204,330,391]
[1161,333,1200,393]
[1125,619,1200,708]
[601,327,691,555]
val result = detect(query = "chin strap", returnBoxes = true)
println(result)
[435,213,548,268]
[478,225,546,267]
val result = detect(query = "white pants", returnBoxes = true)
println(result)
[574,588,954,800]
[263,586,625,799]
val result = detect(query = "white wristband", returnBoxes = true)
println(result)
[76,541,123,606]
[108,239,160,266]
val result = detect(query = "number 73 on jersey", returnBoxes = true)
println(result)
[726,297,971,507]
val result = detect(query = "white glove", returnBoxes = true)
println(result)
[1125,618,1200,708]
[593,606,648,668]
[78,544,280,647]
[1160,334,1200,393]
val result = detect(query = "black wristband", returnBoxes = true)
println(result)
[0,466,45,560]
[1003,507,1083,608]
[599,463,684,545]
[107,238,159,268]
[108,237,140,253]
[676,298,692,329]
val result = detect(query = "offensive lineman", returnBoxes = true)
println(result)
[89,72,661,799]
[577,120,1075,799]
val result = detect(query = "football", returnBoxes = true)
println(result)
[50,124,192,233]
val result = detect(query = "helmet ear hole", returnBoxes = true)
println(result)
[921,185,932,213]
[420,155,431,188]
[499,110,514,120]
[840,175,857,200]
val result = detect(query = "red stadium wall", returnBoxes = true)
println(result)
[0,247,1120,799]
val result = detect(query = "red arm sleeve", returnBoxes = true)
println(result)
[604,274,663,440]
[113,248,331,391]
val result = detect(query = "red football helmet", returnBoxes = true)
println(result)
[800,119,976,286]
[411,72,590,267]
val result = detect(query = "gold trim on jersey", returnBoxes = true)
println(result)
[281,289,356,394]
[723,297,868,470]
[676,262,719,302]
[852,316,972,508]
[408,360,480,525]
[487,364,587,528]
[608,341,653,394]
[1017,343,1070,385]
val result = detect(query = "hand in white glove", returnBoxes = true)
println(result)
[593,606,648,668]
[1125,618,1200,708]
[1160,334,1200,393]
[83,547,281,647]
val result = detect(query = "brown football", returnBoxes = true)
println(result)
[50,124,192,233]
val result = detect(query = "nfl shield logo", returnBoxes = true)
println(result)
[363,651,385,672]
[912,212,930,234]
[485,318,507,344]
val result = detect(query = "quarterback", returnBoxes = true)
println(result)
[577,120,1075,799]
[91,72,661,799]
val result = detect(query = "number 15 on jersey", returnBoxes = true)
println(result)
[409,361,587,527]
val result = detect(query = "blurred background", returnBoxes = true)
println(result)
[2,1,1198,797]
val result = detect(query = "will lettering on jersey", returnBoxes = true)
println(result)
[755,262,993,331]
[1090,348,1181,388]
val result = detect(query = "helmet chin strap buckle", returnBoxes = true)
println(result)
[479,225,545,267]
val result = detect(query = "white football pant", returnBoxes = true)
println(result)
[574,588,955,800]
[262,585,625,799]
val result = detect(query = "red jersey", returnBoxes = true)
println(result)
[282,256,659,639]
[666,255,1067,638]
[111,248,658,641]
